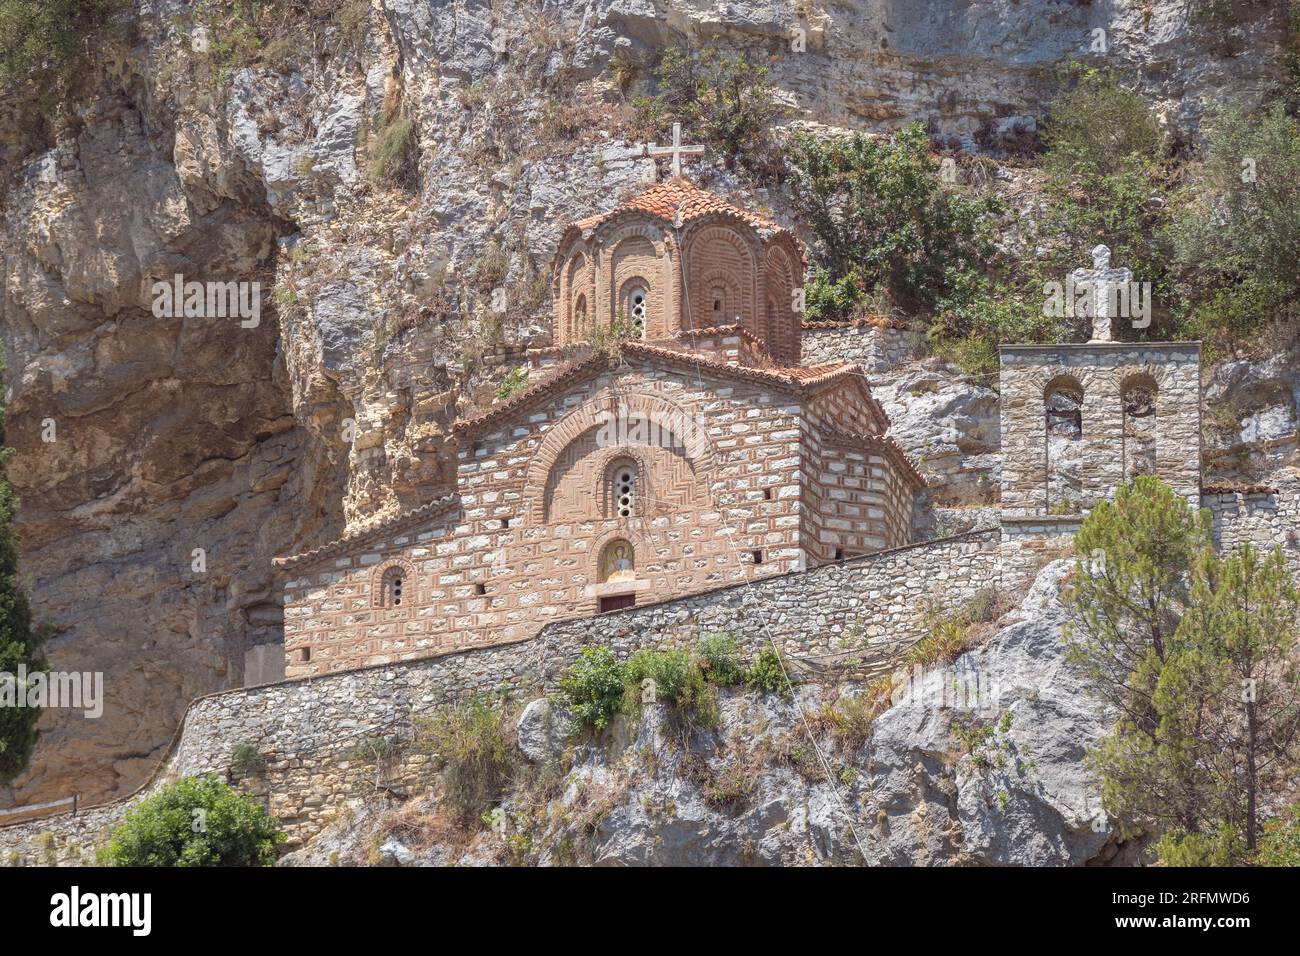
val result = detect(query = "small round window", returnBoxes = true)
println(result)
[616,467,636,517]
[381,567,406,609]
[624,284,648,339]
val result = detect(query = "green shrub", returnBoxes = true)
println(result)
[228,742,265,779]
[0,0,125,106]
[623,647,718,727]
[495,365,530,401]
[101,776,284,867]
[418,698,516,825]
[631,45,784,178]
[1257,805,1300,866]
[746,647,793,698]
[0,368,47,784]
[695,633,745,686]
[1154,825,1243,867]
[558,647,626,731]
[787,123,1002,319]
[1168,102,1300,352]
[1036,67,1179,341]
[369,114,418,189]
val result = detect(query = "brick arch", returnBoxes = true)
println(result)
[696,269,743,326]
[602,222,671,335]
[524,388,719,524]
[764,243,800,363]
[597,446,649,519]
[1119,370,1160,482]
[562,251,593,343]
[590,527,649,584]
[683,222,758,332]
[371,556,417,613]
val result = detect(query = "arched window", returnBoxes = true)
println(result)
[710,286,728,319]
[600,539,636,583]
[381,567,405,608]
[1121,375,1157,480]
[572,293,587,339]
[765,296,778,352]
[1044,377,1084,514]
[622,283,648,339]
[607,458,638,518]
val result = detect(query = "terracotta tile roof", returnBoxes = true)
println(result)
[273,494,460,572]
[672,323,765,348]
[812,424,928,489]
[451,339,877,441]
[452,352,612,439]
[572,177,793,237]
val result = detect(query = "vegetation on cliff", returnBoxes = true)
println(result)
[0,368,45,785]
[1067,476,1300,864]
[101,776,284,866]
[0,0,126,107]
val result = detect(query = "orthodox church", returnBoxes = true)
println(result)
[274,177,924,677]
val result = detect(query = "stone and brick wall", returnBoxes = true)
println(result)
[802,427,916,561]
[1,529,1000,866]
[282,358,918,678]
[800,320,916,372]
[1204,476,1300,582]
[1000,343,1202,518]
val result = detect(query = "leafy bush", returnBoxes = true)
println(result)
[495,365,530,401]
[623,647,718,727]
[746,647,792,698]
[101,776,283,867]
[631,45,784,178]
[786,123,1002,319]
[1036,67,1178,341]
[558,647,626,731]
[1168,102,1300,351]
[418,698,516,825]
[695,633,745,686]
[560,639,792,733]
[0,0,125,106]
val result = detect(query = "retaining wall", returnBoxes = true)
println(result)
[0,529,1001,865]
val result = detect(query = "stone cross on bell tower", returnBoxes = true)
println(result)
[646,122,705,179]
[1070,244,1131,343]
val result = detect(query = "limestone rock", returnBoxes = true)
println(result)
[1,0,1291,812]
[515,698,572,764]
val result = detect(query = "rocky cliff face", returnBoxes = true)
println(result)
[282,561,1142,866]
[0,0,1291,807]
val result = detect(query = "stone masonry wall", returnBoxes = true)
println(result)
[283,365,816,678]
[800,322,916,372]
[1204,475,1300,583]
[1000,343,1202,517]
[0,529,1000,865]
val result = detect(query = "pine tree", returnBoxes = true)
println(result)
[1068,476,1300,863]
[0,365,45,785]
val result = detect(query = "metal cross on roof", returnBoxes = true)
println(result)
[646,122,705,179]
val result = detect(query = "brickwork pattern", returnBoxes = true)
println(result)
[282,365,827,677]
